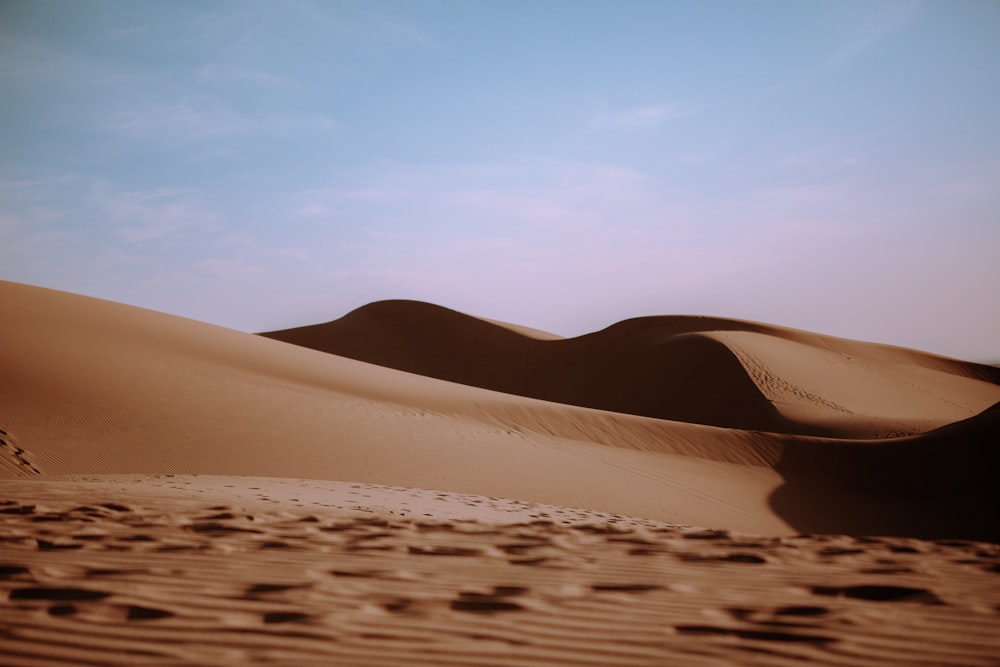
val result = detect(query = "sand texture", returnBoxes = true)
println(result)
[2,280,999,665]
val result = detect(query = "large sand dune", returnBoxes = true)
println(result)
[263,299,1000,438]
[2,280,999,665]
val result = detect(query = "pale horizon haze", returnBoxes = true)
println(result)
[2,0,999,360]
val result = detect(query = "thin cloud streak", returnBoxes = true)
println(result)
[593,101,703,130]
[103,100,338,143]
[818,0,921,73]
[89,186,220,245]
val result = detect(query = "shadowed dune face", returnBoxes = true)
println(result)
[262,300,1000,438]
[263,302,790,432]
[769,402,1000,542]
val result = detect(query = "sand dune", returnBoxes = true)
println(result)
[2,280,999,665]
[263,299,1000,438]
[0,281,788,533]
[3,280,1000,536]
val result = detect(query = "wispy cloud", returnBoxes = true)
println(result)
[374,16,443,52]
[594,101,703,129]
[105,98,246,141]
[189,63,297,89]
[0,177,52,195]
[761,0,921,92]
[290,160,656,235]
[106,25,150,40]
[818,0,921,74]
[89,186,220,245]
[102,95,337,144]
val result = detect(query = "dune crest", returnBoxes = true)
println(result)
[263,299,1000,438]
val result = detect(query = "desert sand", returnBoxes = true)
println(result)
[1,280,999,665]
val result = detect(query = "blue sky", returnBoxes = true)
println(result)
[2,0,999,359]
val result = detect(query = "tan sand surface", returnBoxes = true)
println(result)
[2,280,999,664]
[2,476,999,666]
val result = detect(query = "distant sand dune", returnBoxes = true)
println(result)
[263,299,1000,438]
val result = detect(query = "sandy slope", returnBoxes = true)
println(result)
[2,280,1000,665]
[3,281,1000,538]
[0,281,787,533]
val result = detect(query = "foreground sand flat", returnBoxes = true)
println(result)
[2,476,1000,666]
[2,280,1000,664]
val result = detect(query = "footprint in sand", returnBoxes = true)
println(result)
[672,603,842,647]
[9,586,111,601]
[123,605,175,621]
[678,552,768,564]
[496,539,550,555]
[381,597,414,613]
[818,546,866,557]
[0,503,35,515]
[774,605,829,616]
[185,522,263,536]
[36,538,84,551]
[407,545,483,557]
[591,583,661,593]
[257,540,298,550]
[245,583,312,597]
[859,566,915,574]
[682,529,731,540]
[47,604,77,616]
[675,624,835,644]
[450,588,527,613]
[811,584,944,605]
[0,565,30,578]
[262,611,310,624]
[507,556,548,566]
[100,503,132,513]
[84,568,146,578]
[0,430,41,474]
[330,569,385,578]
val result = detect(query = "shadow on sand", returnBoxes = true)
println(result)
[769,402,1000,543]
